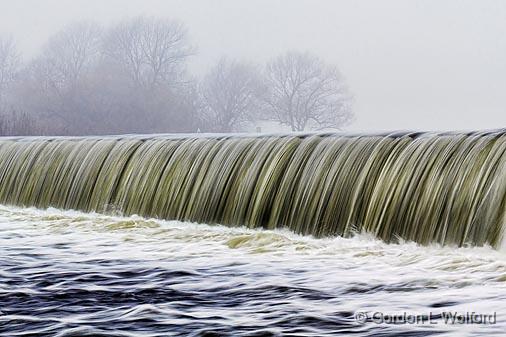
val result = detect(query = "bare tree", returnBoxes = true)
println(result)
[22,21,101,99]
[0,110,38,136]
[2,18,200,136]
[27,21,102,97]
[199,58,265,132]
[45,21,102,88]
[17,22,102,134]
[264,51,353,131]
[103,16,193,89]
[0,36,20,109]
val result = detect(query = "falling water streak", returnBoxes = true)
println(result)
[0,130,505,248]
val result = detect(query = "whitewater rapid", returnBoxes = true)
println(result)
[0,205,505,336]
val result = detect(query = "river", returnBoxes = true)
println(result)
[1,205,505,336]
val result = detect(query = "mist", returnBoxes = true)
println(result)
[0,0,505,134]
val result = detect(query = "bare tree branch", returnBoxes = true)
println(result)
[264,51,353,131]
[198,58,265,132]
[0,36,20,109]
[103,16,193,90]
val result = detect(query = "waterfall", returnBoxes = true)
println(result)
[0,130,505,247]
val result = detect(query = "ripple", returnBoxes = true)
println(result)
[0,205,505,336]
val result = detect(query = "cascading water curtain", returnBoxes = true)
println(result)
[0,130,504,247]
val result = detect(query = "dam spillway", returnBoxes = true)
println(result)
[0,130,504,248]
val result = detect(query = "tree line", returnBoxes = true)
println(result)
[0,17,353,136]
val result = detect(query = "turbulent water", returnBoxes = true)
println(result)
[0,131,505,247]
[1,131,505,335]
[1,205,505,336]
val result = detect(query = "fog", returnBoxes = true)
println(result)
[0,0,505,133]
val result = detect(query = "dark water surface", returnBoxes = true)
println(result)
[1,206,505,336]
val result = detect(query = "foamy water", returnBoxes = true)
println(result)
[0,205,505,336]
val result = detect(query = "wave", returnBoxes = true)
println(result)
[1,205,506,336]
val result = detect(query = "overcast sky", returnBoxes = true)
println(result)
[0,0,504,132]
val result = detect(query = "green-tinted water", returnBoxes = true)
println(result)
[0,131,504,247]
